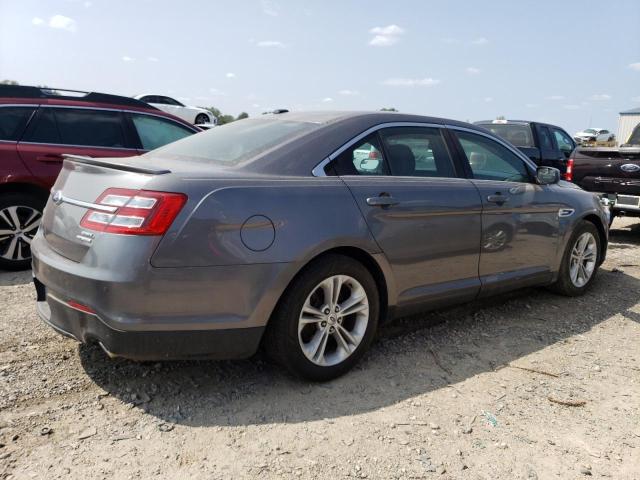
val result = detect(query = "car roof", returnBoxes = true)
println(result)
[475,119,567,130]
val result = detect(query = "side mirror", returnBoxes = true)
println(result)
[536,166,560,185]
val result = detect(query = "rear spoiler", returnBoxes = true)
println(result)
[62,154,171,175]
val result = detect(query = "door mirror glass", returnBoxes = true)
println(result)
[536,166,560,185]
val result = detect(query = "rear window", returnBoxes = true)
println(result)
[478,123,535,148]
[152,118,320,164]
[0,106,35,141]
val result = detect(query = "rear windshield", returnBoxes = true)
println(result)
[626,125,640,146]
[478,123,535,147]
[150,118,320,164]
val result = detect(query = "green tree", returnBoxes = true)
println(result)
[204,107,249,125]
[380,107,398,112]
[237,112,249,120]
[0,79,19,85]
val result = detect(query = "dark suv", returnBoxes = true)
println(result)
[0,85,199,270]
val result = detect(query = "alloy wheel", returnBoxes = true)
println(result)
[297,275,369,367]
[569,232,597,288]
[0,206,42,262]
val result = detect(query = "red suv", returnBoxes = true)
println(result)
[0,85,200,270]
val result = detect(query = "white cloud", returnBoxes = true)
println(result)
[256,40,285,48]
[465,67,481,75]
[628,62,640,71]
[226,72,236,78]
[470,37,488,45]
[369,24,404,47]
[322,97,334,103]
[382,77,440,87]
[589,94,611,101]
[121,56,135,62]
[563,104,580,110]
[48,14,77,32]
[32,17,44,26]
[338,89,359,96]
[261,0,279,16]
[545,95,565,100]
[484,97,493,103]
[146,56,159,62]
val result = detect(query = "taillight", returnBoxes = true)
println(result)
[564,158,574,182]
[80,188,186,235]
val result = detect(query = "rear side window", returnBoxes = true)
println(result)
[333,133,389,175]
[131,114,194,151]
[54,109,126,148]
[0,107,35,141]
[538,126,554,150]
[23,109,60,144]
[479,123,535,147]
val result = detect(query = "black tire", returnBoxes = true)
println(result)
[194,114,209,125]
[0,193,46,271]
[264,254,380,381]
[549,220,602,296]
[608,213,616,228]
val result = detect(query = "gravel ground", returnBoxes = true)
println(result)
[1,218,639,480]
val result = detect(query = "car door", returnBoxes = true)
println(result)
[449,127,560,295]
[332,125,483,312]
[17,107,137,188]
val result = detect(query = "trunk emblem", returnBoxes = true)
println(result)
[621,164,640,173]
[52,190,63,205]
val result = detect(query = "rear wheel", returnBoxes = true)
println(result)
[0,193,44,271]
[549,221,601,296]
[194,113,209,125]
[264,254,379,381]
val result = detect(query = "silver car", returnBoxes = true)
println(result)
[32,111,609,380]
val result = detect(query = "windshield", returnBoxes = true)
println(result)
[150,118,320,164]
[626,124,640,145]
[583,129,597,134]
[479,124,535,147]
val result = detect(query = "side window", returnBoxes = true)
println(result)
[140,96,154,103]
[53,109,126,148]
[0,107,35,141]
[333,133,389,175]
[538,126,553,150]
[23,109,61,144]
[131,114,194,151]
[379,127,456,178]
[162,97,182,106]
[455,131,530,183]
[552,128,574,157]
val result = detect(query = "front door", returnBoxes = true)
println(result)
[333,126,483,311]
[450,128,561,295]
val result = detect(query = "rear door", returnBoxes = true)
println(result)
[334,125,483,311]
[535,124,566,171]
[17,107,137,188]
[449,127,561,295]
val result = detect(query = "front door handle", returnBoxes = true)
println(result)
[487,193,509,204]
[366,195,399,207]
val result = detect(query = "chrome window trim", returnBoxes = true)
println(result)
[311,121,444,177]
[0,104,39,108]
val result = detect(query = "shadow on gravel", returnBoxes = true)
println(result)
[0,270,32,287]
[79,268,640,428]
[609,220,640,247]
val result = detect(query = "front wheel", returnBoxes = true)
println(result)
[264,254,379,381]
[194,113,209,125]
[549,221,601,296]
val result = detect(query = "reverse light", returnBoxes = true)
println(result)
[564,158,574,182]
[80,188,187,235]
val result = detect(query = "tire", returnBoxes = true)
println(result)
[0,193,45,271]
[194,113,209,125]
[549,220,601,296]
[264,254,380,381]
[608,213,616,228]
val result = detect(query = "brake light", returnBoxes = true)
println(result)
[564,158,574,182]
[80,188,186,235]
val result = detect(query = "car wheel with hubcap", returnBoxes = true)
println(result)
[549,220,601,296]
[195,113,209,125]
[0,193,44,271]
[265,254,379,381]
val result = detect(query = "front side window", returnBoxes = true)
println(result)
[162,97,183,107]
[379,127,456,178]
[552,128,575,156]
[131,114,194,151]
[53,109,126,148]
[23,109,61,144]
[0,107,35,141]
[455,131,530,183]
[333,133,389,175]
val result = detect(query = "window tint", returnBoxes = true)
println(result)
[0,107,35,141]
[131,114,194,151]
[24,109,61,144]
[333,133,389,175]
[552,128,574,156]
[162,97,182,106]
[538,126,553,150]
[379,127,456,178]
[455,131,530,182]
[479,123,535,147]
[51,109,126,147]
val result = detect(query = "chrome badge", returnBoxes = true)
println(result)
[620,163,640,173]
[52,190,63,205]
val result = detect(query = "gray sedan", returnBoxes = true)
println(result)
[32,111,609,380]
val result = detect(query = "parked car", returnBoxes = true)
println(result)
[574,128,615,146]
[474,119,575,176]
[133,94,216,125]
[32,111,609,380]
[0,85,200,270]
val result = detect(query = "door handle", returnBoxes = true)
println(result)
[36,154,63,163]
[366,195,399,207]
[487,193,509,204]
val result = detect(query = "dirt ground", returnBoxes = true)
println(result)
[1,218,639,480]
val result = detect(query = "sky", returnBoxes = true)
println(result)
[1,0,639,135]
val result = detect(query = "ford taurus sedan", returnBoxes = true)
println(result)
[32,111,609,380]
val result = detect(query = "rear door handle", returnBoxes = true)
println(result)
[487,194,509,204]
[366,195,399,207]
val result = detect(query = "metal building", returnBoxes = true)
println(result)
[618,107,640,145]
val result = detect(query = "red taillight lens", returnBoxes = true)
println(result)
[80,188,187,235]
[564,158,574,182]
